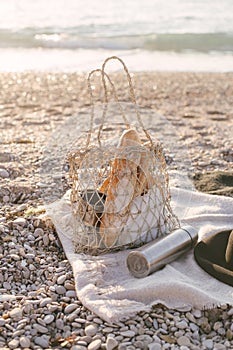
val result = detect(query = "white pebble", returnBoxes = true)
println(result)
[85,324,98,337]
[16,204,27,212]
[8,339,19,349]
[57,274,66,285]
[19,336,31,348]
[88,339,102,350]
[177,336,191,347]
[13,217,27,227]
[9,307,23,320]
[106,336,118,350]
[64,303,78,314]
[44,314,54,324]
[40,297,53,308]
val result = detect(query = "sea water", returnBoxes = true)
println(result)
[0,0,233,71]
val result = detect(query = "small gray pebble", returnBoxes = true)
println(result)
[43,234,49,246]
[152,335,161,343]
[148,343,162,350]
[55,285,66,295]
[33,323,48,334]
[71,346,87,350]
[56,318,64,329]
[34,228,44,236]
[192,309,202,318]
[3,282,11,290]
[40,297,53,307]
[176,320,188,330]
[0,168,10,178]
[213,344,226,350]
[66,290,77,298]
[217,328,226,336]
[0,318,5,326]
[120,330,135,338]
[34,335,50,348]
[202,339,214,350]
[190,322,199,332]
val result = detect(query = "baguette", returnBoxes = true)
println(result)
[99,128,154,247]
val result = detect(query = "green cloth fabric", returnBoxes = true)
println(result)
[194,230,233,286]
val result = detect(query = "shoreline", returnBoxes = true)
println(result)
[0,71,233,349]
[1,48,233,73]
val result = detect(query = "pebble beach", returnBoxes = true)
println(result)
[0,71,233,350]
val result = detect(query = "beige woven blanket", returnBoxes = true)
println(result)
[46,182,233,323]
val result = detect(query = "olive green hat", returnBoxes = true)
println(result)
[194,230,233,286]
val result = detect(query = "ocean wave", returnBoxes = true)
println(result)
[0,28,233,53]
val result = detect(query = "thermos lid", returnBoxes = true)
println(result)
[127,251,150,278]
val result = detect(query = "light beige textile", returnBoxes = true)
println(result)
[46,183,233,323]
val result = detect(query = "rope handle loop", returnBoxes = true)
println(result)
[87,68,130,148]
[87,56,153,147]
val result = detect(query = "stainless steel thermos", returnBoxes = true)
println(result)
[127,225,198,278]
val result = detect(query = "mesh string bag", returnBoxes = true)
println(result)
[68,56,180,255]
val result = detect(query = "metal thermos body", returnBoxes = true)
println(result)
[127,225,198,278]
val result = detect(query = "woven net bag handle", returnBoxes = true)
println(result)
[86,68,131,148]
[86,56,153,148]
[101,56,153,146]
